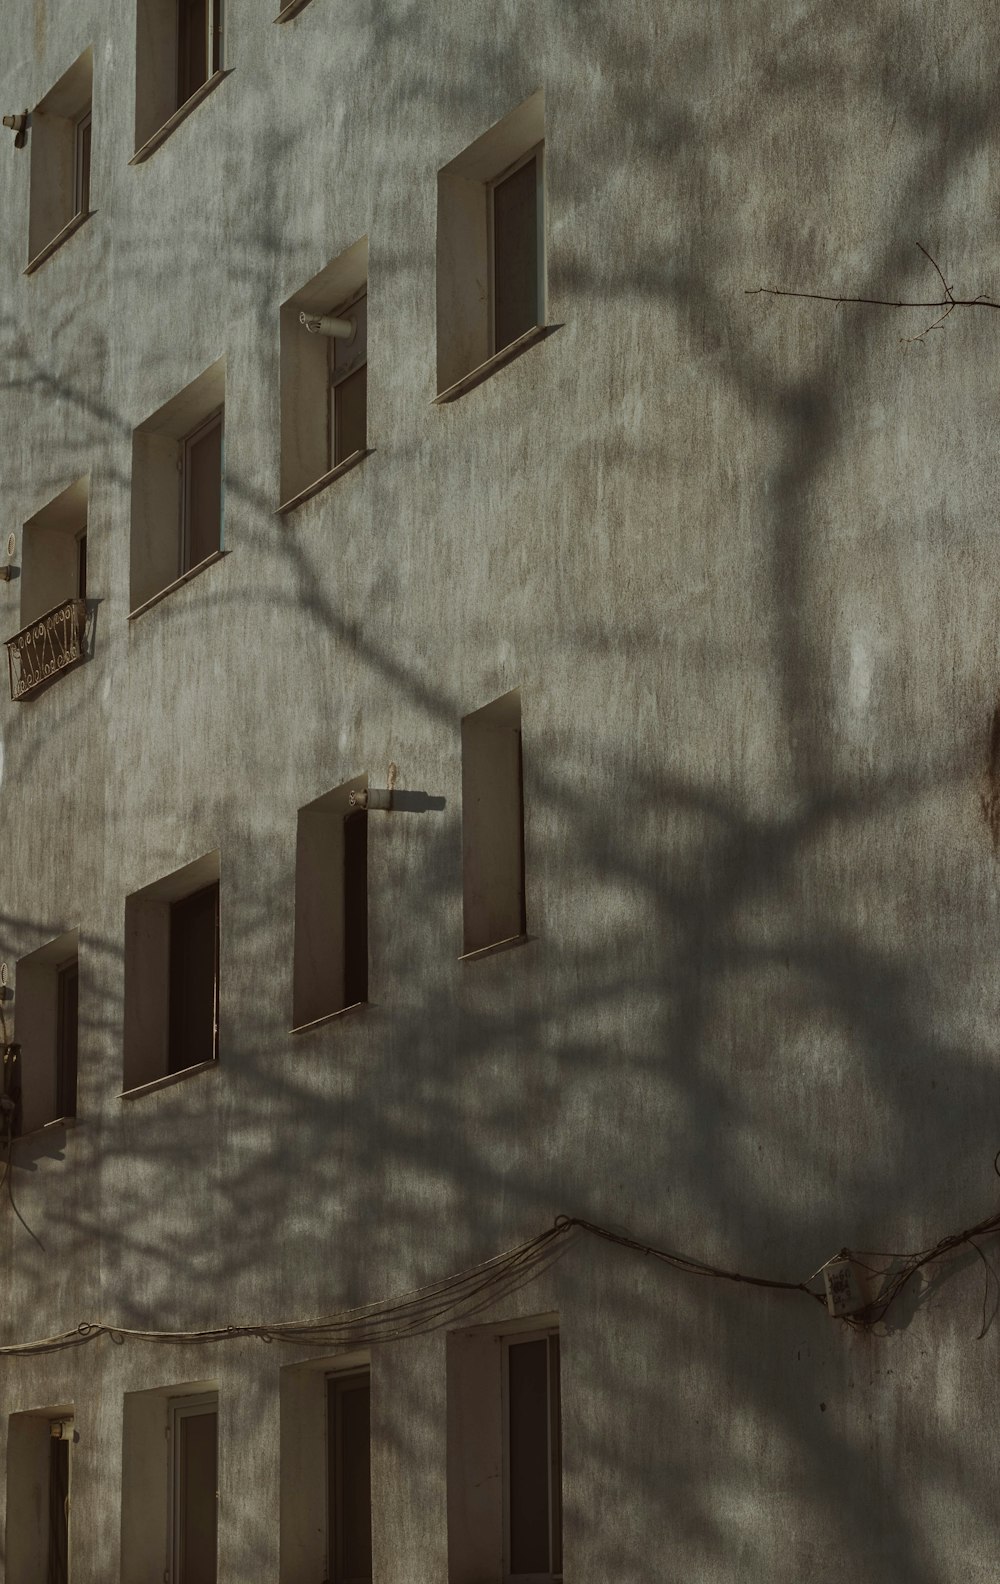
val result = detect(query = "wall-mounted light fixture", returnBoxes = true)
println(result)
[298,309,354,339]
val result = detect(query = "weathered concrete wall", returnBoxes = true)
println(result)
[2,0,1000,1579]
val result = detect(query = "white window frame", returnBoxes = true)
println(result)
[168,1391,218,1584]
[501,1328,561,1584]
[486,142,546,357]
[179,407,225,575]
[73,108,91,218]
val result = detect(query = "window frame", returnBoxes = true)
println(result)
[328,285,368,470]
[180,407,225,577]
[73,108,92,218]
[177,0,225,107]
[167,879,220,1075]
[48,1416,73,1584]
[54,953,79,1122]
[501,1329,562,1584]
[168,1392,218,1584]
[487,142,546,358]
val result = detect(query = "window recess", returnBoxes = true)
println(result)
[169,1393,218,1584]
[130,359,226,615]
[436,90,547,400]
[122,1381,219,1584]
[447,1319,562,1584]
[292,778,368,1030]
[5,1409,75,1584]
[133,0,228,160]
[13,930,80,1134]
[279,238,369,513]
[8,475,90,703]
[25,49,94,273]
[123,852,220,1093]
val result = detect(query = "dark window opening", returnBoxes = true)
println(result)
[168,882,219,1074]
[328,1373,372,1584]
[47,1428,70,1584]
[55,958,78,1120]
[330,291,367,468]
[343,810,368,1009]
[492,154,540,355]
[75,533,87,601]
[181,410,224,574]
[507,1334,561,1578]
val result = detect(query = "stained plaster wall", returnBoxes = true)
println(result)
[1,0,1000,1580]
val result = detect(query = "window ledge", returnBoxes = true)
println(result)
[118,1060,218,1100]
[276,448,371,516]
[23,209,95,275]
[290,1001,367,1035]
[17,1115,79,1141]
[273,0,314,18]
[458,933,532,963]
[433,323,555,404]
[128,549,228,621]
[129,71,232,164]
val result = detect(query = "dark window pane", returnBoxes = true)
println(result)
[184,415,223,572]
[343,811,367,1007]
[334,366,367,465]
[508,1338,551,1576]
[178,0,209,103]
[169,883,219,1073]
[328,1375,372,1584]
[56,960,78,1119]
[548,1334,562,1574]
[76,534,87,601]
[179,1410,217,1584]
[493,157,539,354]
[47,1435,69,1584]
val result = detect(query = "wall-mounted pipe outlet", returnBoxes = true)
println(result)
[2,113,28,148]
[298,310,354,339]
[349,788,392,811]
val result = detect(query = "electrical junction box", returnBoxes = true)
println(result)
[823,1257,868,1317]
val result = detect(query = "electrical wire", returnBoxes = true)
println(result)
[0,1164,999,1357]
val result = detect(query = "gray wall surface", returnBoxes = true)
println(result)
[1,0,1000,1579]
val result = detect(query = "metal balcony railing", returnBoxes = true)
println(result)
[5,599,86,702]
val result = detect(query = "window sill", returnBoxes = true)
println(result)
[290,1001,367,1035]
[276,448,371,516]
[433,323,555,404]
[23,209,95,276]
[458,933,531,963]
[273,0,314,18]
[129,71,232,165]
[118,1060,218,1100]
[128,549,228,621]
[17,1115,79,1141]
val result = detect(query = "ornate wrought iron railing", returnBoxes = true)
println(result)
[5,599,86,702]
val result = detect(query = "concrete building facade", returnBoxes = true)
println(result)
[2,0,1000,1580]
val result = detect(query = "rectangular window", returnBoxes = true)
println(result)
[169,1394,218,1584]
[55,957,79,1122]
[490,149,543,356]
[168,882,219,1074]
[330,291,368,467]
[461,691,525,955]
[293,780,368,1029]
[327,1372,372,1584]
[435,91,545,398]
[26,49,94,271]
[181,409,224,575]
[504,1335,561,1580]
[177,0,224,105]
